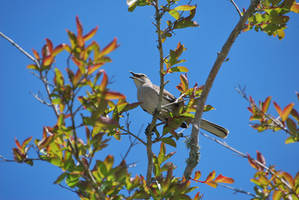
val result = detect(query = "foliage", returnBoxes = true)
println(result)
[2,0,299,199]
[243,0,299,39]
[248,94,299,144]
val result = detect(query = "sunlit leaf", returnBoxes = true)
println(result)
[205,170,216,183]
[97,38,119,59]
[27,64,39,70]
[104,155,114,172]
[262,96,271,113]
[42,55,54,66]
[52,43,66,57]
[45,38,53,53]
[273,101,282,118]
[168,66,189,73]
[272,190,283,200]
[22,136,33,149]
[291,2,299,13]
[87,63,104,75]
[281,103,295,121]
[169,9,180,20]
[99,70,108,91]
[285,136,296,144]
[83,26,99,41]
[54,68,64,87]
[174,5,196,11]
[280,171,294,187]
[105,91,126,100]
[76,16,84,47]
[14,138,23,152]
[214,174,234,184]
[194,171,201,180]
[32,49,40,60]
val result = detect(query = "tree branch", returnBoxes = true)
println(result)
[230,0,243,17]
[184,0,260,179]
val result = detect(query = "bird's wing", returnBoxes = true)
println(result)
[152,84,176,102]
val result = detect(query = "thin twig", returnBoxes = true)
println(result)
[218,183,258,198]
[30,91,52,106]
[0,32,40,68]
[230,0,243,17]
[184,0,261,179]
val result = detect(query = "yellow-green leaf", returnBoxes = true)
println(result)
[175,5,196,11]
[169,9,180,20]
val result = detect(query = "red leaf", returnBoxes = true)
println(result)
[281,103,295,121]
[45,38,53,53]
[214,174,234,184]
[76,16,84,47]
[247,154,259,170]
[73,69,82,85]
[256,151,266,166]
[97,38,119,58]
[32,49,40,60]
[105,91,126,100]
[15,138,22,152]
[83,26,99,41]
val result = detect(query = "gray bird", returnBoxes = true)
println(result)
[130,71,229,138]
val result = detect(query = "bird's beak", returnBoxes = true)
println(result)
[129,71,137,79]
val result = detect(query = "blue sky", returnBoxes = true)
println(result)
[0,1,298,199]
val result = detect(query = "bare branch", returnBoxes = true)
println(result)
[184,0,260,179]
[30,91,52,106]
[219,183,258,198]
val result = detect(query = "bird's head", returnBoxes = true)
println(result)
[130,71,151,87]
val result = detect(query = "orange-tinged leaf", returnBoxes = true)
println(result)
[43,55,54,66]
[83,26,99,41]
[22,136,33,149]
[98,38,118,58]
[76,16,84,47]
[105,91,126,100]
[174,5,196,11]
[104,155,114,171]
[291,2,299,13]
[281,103,295,121]
[280,171,294,187]
[73,69,82,85]
[272,190,283,200]
[87,63,104,75]
[27,64,39,70]
[193,192,201,200]
[194,171,201,180]
[99,71,108,91]
[45,38,53,53]
[294,171,299,186]
[205,181,217,188]
[52,44,66,57]
[15,138,22,152]
[262,96,271,113]
[215,174,234,184]
[205,170,216,183]
[247,154,258,170]
[273,101,282,118]
[285,136,296,144]
[32,49,40,60]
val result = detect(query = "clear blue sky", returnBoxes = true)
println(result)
[0,1,298,199]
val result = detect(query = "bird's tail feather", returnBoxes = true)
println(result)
[200,119,229,138]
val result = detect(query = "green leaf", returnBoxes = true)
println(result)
[54,172,68,184]
[286,118,297,135]
[169,9,180,20]
[174,5,196,11]
[54,68,64,87]
[161,137,177,147]
[285,136,297,144]
[168,66,189,73]
[66,174,80,188]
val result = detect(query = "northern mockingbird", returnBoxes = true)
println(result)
[130,71,229,138]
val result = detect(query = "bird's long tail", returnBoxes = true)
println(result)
[199,119,229,138]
